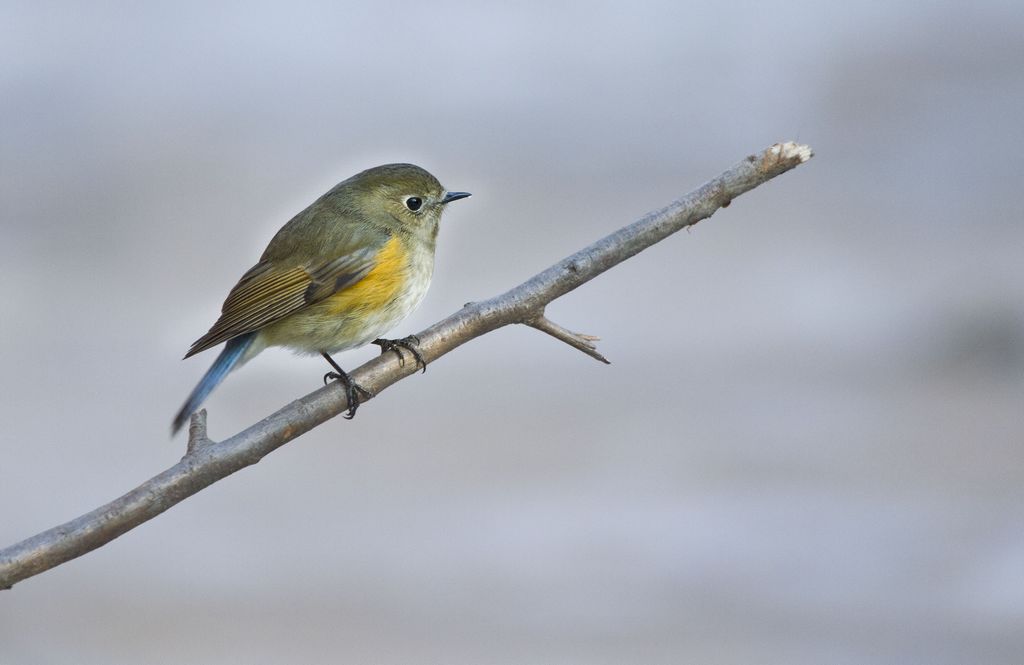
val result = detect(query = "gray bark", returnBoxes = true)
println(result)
[0,142,813,590]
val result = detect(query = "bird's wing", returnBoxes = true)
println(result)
[184,246,378,358]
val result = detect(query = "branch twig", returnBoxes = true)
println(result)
[524,313,610,364]
[0,142,813,589]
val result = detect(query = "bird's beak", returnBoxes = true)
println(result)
[441,191,471,204]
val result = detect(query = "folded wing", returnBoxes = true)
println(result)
[184,246,377,358]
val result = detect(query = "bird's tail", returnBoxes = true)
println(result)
[172,332,256,435]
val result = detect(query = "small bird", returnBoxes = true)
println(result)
[172,163,470,434]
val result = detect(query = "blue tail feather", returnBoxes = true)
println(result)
[172,333,256,434]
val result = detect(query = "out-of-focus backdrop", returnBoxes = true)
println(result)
[2,2,1022,663]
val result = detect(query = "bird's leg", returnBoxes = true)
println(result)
[321,352,373,419]
[372,335,426,373]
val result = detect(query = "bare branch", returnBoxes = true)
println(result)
[0,142,813,590]
[185,409,213,455]
[524,313,610,364]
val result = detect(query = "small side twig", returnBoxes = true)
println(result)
[524,313,610,364]
[184,409,214,456]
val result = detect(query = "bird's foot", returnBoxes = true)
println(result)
[321,352,373,419]
[372,335,426,373]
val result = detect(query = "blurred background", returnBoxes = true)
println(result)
[2,1,1022,663]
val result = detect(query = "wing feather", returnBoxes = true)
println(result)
[184,246,377,358]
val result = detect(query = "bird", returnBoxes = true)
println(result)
[172,163,470,434]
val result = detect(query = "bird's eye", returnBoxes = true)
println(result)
[404,196,422,212]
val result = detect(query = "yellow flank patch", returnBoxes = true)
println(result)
[323,235,407,315]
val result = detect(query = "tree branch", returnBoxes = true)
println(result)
[0,142,813,590]
[524,312,610,364]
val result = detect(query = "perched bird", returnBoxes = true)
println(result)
[172,163,470,434]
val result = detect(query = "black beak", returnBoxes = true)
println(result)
[441,191,471,204]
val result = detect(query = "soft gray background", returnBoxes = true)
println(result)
[2,1,1022,663]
